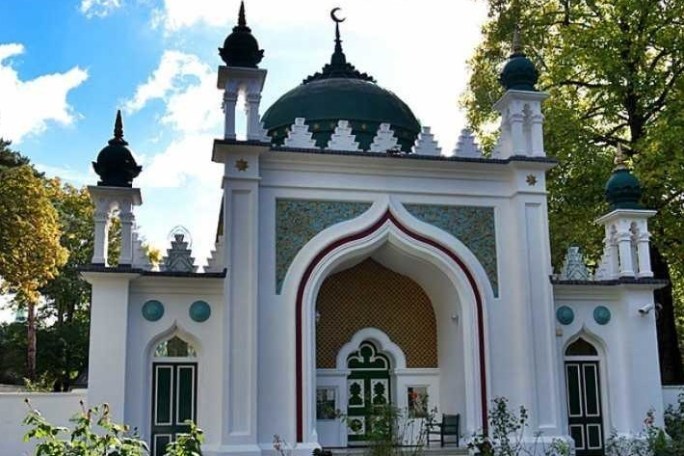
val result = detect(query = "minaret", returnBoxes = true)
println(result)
[595,145,656,278]
[492,27,547,158]
[217,1,268,141]
[89,110,142,266]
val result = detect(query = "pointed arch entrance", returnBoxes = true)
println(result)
[150,335,198,456]
[290,208,491,443]
[564,337,605,456]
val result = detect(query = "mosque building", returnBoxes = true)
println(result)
[81,4,666,456]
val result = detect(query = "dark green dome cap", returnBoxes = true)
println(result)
[605,148,642,210]
[93,110,142,188]
[500,29,539,91]
[218,2,263,68]
[261,10,421,152]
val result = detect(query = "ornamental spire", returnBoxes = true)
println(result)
[112,110,125,143]
[614,143,628,170]
[302,8,375,84]
[218,1,264,67]
[512,25,523,55]
[238,0,246,27]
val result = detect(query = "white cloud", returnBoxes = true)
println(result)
[124,51,219,133]
[125,50,224,264]
[0,43,88,144]
[151,1,488,149]
[80,0,123,18]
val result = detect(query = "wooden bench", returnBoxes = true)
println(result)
[425,413,460,447]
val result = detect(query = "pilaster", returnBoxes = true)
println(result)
[82,272,139,421]
[212,141,268,452]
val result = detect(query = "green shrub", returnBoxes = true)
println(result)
[23,400,203,455]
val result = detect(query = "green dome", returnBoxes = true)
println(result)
[500,52,538,91]
[605,168,642,210]
[262,78,421,152]
[499,30,538,91]
[92,111,142,188]
[261,12,421,152]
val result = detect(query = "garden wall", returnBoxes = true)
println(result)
[663,385,683,410]
[0,391,87,455]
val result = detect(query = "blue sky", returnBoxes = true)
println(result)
[0,0,488,271]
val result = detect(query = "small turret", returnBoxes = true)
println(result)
[92,110,142,187]
[605,144,642,210]
[219,1,264,68]
[499,27,539,91]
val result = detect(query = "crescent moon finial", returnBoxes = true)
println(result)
[330,7,346,23]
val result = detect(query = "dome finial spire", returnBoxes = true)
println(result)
[512,25,523,55]
[114,109,124,141]
[614,143,628,170]
[238,1,246,27]
[330,8,347,66]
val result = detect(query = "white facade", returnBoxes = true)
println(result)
[73,7,668,456]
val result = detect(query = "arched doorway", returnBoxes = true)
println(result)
[289,209,490,444]
[564,337,604,456]
[150,335,198,456]
[346,340,392,443]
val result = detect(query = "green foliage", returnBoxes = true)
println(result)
[0,165,68,302]
[0,138,30,171]
[469,397,570,456]
[23,401,206,455]
[465,0,684,382]
[362,404,434,456]
[23,401,149,455]
[164,421,204,456]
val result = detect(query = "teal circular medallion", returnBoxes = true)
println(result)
[142,300,164,322]
[556,306,574,325]
[190,301,211,323]
[594,306,611,325]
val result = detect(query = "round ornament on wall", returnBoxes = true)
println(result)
[556,306,574,325]
[593,306,611,325]
[142,300,164,322]
[190,300,211,322]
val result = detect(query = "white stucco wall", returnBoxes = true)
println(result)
[0,392,87,455]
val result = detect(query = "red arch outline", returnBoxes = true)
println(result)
[295,210,488,442]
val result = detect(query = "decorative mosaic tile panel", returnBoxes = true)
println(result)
[316,259,438,368]
[275,199,372,293]
[404,204,498,296]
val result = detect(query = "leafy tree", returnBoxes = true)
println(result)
[0,138,29,171]
[0,165,68,380]
[464,0,684,382]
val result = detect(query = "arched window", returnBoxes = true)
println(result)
[153,335,197,358]
[565,337,598,356]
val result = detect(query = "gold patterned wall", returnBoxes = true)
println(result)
[316,259,438,368]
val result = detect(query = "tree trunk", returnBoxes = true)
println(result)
[652,245,684,384]
[27,300,37,381]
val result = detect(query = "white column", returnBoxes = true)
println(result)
[92,210,110,265]
[245,93,262,140]
[118,206,135,266]
[636,230,653,278]
[223,91,238,140]
[529,106,545,157]
[510,109,526,156]
[617,230,635,277]
[84,273,137,421]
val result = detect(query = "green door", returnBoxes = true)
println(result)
[346,341,391,444]
[565,361,604,456]
[151,363,197,456]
